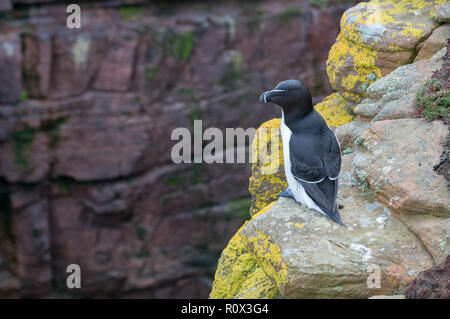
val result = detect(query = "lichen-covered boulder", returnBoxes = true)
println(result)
[328,0,445,98]
[249,119,287,216]
[317,0,447,124]
[211,151,435,299]
[210,203,282,299]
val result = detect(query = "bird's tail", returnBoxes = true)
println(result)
[327,206,345,227]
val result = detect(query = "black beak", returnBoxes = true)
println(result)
[258,89,285,103]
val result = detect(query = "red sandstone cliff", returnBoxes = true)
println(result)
[0,0,354,298]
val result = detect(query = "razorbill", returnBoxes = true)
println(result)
[259,79,344,226]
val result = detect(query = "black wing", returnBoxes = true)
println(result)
[298,178,343,225]
[289,122,343,225]
[289,126,341,182]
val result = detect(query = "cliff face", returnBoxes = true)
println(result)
[0,1,355,298]
[210,0,449,299]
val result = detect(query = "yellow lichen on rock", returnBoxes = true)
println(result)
[314,93,355,128]
[327,33,381,96]
[234,267,280,299]
[249,119,287,215]
[209,221,260,299]
[326,0,444,108]
[210,202,281,299]
[246,231,288,287]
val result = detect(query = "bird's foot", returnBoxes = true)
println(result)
[279,187,295,199]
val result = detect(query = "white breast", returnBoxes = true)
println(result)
[280,113,326,216]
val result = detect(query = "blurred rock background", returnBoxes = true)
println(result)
[0,0,356,298]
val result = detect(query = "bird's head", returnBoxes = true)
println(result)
[259,79,313,116]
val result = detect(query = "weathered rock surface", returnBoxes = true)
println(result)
[432,3,450,23]
[405,254,450,299]
[353,118,449,217]
[211,152,435,298]
[334,120,370,150]
[397,214,450,264]
[415,24,450,61]
[0,30,22,104]
[354,47,445,120]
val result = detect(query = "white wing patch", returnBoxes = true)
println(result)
[294,176,325,184]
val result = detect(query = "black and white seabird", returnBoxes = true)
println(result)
[259,79,344,226]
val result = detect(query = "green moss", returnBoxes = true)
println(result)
[136,226,146,241]
[20,90,28,102]
[119,5,143,22]
[136,246,150,258]
[166,172,181,188]
[145,66,159,86]
[178,87,194,97]
[355,170,371,193]
[187,102,202,122]
[185,245,221,271]
[309,0,329,10]
[415,79,449,121]
[244,8,267,32]
[219,51,246,86]
[192,163,203,185]
[11,118,66,169]
[178,88,202,123]
[220,69,245,86]
[12,124,35,169]
[39,117,66,149]
[276,7,302,23]
[228,197,252,221]
[56,177,73,195]
[138,25,150,35]
[156,3,176,16]
[343,148,353,155]
[170,31,194,61]
[32,228,42,238]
